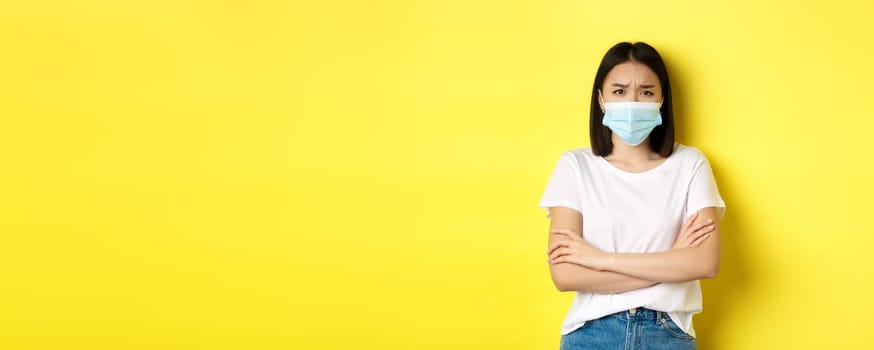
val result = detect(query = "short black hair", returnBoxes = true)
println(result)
[589,42,675,157]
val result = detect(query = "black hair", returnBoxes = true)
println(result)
[590,42,675,157]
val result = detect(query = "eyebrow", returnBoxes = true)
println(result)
[610,83,656,89]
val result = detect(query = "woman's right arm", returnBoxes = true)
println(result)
[547,206,657,294]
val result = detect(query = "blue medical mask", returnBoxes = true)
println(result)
[601,99,663,146]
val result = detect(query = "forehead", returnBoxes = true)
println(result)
[604,61,659,85]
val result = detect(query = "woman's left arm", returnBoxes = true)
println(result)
[549,206,721,283]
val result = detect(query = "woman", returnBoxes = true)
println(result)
[538,42,725,350]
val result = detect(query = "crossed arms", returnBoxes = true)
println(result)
[546,206,721,293]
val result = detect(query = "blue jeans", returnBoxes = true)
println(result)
[559,308,696,350]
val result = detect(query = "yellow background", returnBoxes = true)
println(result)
[1,0,872,349]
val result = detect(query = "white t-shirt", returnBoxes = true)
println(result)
[538,143,725,337]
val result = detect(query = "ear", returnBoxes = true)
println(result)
[597,89,605,112]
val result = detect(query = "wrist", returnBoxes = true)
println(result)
[594,252,615,271]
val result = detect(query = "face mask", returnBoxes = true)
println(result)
[601,99,663,146]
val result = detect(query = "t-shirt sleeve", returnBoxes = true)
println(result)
[538,152,584,219]
[686,153,726,220]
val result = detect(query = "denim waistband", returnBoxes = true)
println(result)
[608,307,665,321]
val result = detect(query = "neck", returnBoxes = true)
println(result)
[607,135,660,162]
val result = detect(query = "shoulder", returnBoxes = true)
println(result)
[669,144,716,175]
[553,147,598,174]
[559,147,596,161]
[670,144,711,164]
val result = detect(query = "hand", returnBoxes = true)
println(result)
[547,228,610,270]
[672,211,715,250]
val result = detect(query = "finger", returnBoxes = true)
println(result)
[679,220,708,244]
[688,223,714,238]
[550,255,568,265]
[678,215,699,241]
[690,218,714,233]
[689,233,712,247]
[549,247,567,260]
[682,211,698,230]
[548,247,569,261]
[678,223,697,242]
[684,211,700,228]
[691,224,716,236]
[547,232,572,254]
[679,227,711,248]
[691,232,712,247]
[684,226,712,247]
[547,241,570,255]
[547,242,558,255]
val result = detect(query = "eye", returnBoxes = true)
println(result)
[642,90,654,96]
[612,89,624,95]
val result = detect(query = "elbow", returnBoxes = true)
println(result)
[700,268,718,280]
[552,276,570,292]
[550,270,576,292]
[552,273,591,292]
[700,260,720,279]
